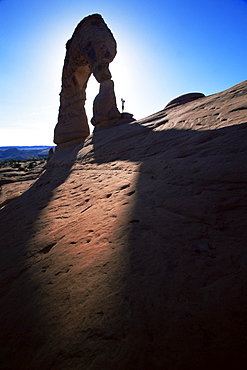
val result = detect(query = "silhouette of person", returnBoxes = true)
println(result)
[121,98,125,112]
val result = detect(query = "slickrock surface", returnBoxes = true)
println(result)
[1,80,247,369]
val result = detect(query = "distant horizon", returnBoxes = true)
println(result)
[1,78,246,147]
[0,145,55,149]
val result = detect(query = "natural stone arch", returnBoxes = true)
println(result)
[54,14,117,149]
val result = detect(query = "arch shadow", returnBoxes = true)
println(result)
[0,144,82,367]
[91,119,247,368]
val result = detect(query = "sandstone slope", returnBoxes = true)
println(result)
[0,80,247,369]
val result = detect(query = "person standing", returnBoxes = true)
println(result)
[121,98,125,112]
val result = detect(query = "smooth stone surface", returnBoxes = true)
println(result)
[1,80,247,369]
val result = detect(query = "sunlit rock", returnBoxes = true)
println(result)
[165,92,205,109]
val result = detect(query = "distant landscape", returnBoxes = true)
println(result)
[0,146,55,161]
[0,146,54,191]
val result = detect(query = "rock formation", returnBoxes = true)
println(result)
[54,14,134,150]
[91,80,135,131]
[53,14,116,149]
[165,92,205,109]
[91,79,121,127]
[1,80,247,369]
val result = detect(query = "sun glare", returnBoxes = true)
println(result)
[85,76,99,134]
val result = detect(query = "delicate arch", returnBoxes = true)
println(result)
[54,14,117,149]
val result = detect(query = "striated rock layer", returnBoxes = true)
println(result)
[1,80,247,369]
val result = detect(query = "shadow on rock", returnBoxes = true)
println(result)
[0,144,82,367]
[91,120,247,369]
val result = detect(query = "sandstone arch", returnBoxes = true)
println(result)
[54,14,117,149]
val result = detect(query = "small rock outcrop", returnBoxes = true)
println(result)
[54,14,135,149]
[165,92,205,109]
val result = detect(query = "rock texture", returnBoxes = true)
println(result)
[1,80,247,369]
[0,159,46,209]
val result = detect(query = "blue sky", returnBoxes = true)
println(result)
[0,0,246,145]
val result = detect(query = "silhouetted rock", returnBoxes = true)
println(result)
[54,14,118,149]
[54,14,135,148]
[91,79,121,127]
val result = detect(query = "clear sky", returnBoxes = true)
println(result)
[0,0,246,146]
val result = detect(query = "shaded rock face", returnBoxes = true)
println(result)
[54,14,117,149]
[91,79,121,127]
[1,80,247,369]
